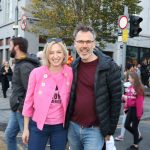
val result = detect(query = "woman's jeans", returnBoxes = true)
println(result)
[4,111,25,150]
[68,121,104,150]
[28,120,67,150]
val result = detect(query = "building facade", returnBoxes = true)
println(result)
[0,0,150,68]
[0,0,43,65]
[112,0,150,70]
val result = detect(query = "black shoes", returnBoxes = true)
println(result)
[127,136,143,150]
[137,136,143,144]
[127,145,139,150]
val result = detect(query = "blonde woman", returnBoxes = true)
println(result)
[22,38,73,150]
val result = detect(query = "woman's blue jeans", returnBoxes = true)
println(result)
[28,120,67,150]
[68,121,104,150]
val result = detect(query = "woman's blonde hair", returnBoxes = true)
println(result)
[42,41,68,67]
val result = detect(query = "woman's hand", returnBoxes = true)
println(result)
[22,128,29,144]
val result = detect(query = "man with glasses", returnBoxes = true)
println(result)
[65,24,122,150]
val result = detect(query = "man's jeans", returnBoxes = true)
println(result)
[4,111,25,150]
[68,121,104,150]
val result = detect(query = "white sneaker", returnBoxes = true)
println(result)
[115,135,124,141]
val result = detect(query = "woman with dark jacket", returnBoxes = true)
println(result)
[0,61,12,98]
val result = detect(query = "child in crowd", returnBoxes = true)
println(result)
[123,72,144,150]
[115,82,131,141]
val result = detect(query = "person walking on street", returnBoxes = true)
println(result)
[65,24,122,150]
[22,38,73,150]
[123,72,144,150]
[115,64,141,141]
[141,60,149,88]
[4,37,40,150]
[0,61,12,98]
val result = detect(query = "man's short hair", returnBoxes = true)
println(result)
[73,24,96,39]
[11,37,28,53]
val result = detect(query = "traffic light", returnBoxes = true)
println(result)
[129,15,143,37]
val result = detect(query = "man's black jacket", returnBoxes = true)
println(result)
[65,50,122,137]
[10,55,40,112]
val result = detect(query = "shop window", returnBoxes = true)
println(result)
[126,46,138,65]
[126,46,150,70]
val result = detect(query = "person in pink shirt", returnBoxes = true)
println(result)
[123,72,144,150]
[22,38,73,150]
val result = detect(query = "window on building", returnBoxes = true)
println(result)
[0,49,2,65]
[0,0,2,11]
[39,35,47,44]
[6,37,11,45]
[39,47,44,51]
[5,0,10,21]
[140,48,150,68]
[126,46,150,67]
[0,39,3,46]
[126,46,138,65]
[103,51,113,58]
[6,48,10,61]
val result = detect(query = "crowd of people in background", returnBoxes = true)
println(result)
[125,62,150,88]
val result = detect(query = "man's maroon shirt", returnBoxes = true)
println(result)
[71,59,99,127]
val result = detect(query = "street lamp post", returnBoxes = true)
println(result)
[15,0,18,37]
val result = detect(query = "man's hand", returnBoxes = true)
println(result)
[105,135,111,141]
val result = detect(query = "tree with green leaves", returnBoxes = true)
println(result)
[25,0,142,46]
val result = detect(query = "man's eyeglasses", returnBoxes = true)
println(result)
[47,38,63,43]
[75,40,94,45]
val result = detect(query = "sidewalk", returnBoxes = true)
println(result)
[0,87,11,150]
[0,86,11,130]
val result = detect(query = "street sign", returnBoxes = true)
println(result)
[118,15,128,30]
[20,15,27,30]
[122,29,129,43]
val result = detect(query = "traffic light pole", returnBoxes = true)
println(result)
[122,6,128,72]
